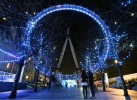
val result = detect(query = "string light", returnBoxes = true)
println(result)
[84,31,135,73]
[0,48,19,59]
[0,59,19,63]
[0,2,135,74]
[121,0,132,7]
[24,4,113,71]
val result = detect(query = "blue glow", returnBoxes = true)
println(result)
[121,0,132,6]
[0,71,15,82]
[62,80,77,87]
[0,59,19,63]
[0,47,20,63]
[0,48,19,59]
[24,4,113,72]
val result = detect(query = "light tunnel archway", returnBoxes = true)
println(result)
[24,4,112,72]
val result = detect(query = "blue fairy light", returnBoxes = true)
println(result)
[0,48,19,59]
[24,4,113,71]
[121,0,132,7]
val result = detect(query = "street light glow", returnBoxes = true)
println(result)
[115,60,118,64]
[131,13,134,16]
[114,21,117,25]
[3,17,6,20]
[25,76,28,79]
[130,44,133,47]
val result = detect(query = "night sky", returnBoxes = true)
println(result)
[0,0,137,77]
[47,11,102,74]
[44,0,137,76]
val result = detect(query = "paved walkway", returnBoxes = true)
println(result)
[0,87,137,100]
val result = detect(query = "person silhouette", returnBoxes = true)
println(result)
[88,70,95,97]
[81,70,88,99]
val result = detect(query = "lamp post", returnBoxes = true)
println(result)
[115,60,129,97]
[101,71,106,92]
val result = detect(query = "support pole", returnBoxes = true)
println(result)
[117,63,129,96]
[101,72,106,91]
[9,58,25,98]
[69,37,79,68]
[34,68,39,92]
[99,67,106,92]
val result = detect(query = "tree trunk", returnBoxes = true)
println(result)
[9,58,24,98]
[117,64,129,96]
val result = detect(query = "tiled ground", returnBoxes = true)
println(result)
[0,87,137,100]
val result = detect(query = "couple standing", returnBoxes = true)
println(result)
[81,70,95,99]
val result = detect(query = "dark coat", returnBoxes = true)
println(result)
[88,71,94,85]
[81,70,88,82]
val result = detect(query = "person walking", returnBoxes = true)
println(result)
[81,70,88,99]
[88,70,95,98]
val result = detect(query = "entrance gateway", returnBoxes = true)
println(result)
[24,4,113,72]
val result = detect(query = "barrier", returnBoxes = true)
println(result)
[0,82,27,92]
